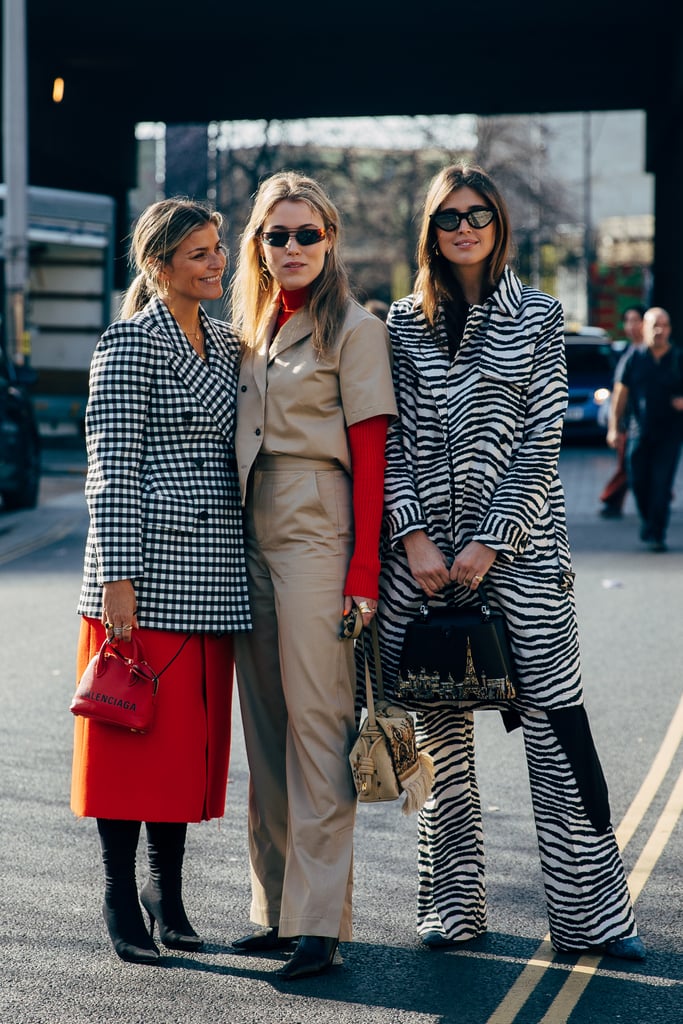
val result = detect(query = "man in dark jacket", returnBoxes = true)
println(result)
[607,307,683,551]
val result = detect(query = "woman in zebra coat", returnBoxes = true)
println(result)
[377,164,644,959]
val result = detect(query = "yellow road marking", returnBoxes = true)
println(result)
[616,692,683,851]
[486,693,683,1024]
[538,765,683,1023]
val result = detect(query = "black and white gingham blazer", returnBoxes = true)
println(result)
[77,296,251,633]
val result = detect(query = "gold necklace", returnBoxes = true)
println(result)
[186,319,202,340]
[175,314,205,359]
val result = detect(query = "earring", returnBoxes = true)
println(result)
[258,260,270,292]
[162,279,170,296]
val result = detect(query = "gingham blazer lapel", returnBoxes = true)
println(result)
[145,297,237,442]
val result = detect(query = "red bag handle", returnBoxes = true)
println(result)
[96,638,159,689]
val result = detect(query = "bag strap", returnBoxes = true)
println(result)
[361,619,385,726]
[104,632,193,683]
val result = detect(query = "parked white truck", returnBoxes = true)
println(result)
[0,185,116,433]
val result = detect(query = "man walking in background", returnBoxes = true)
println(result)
[607,307,683,552]
[598,304,645,518]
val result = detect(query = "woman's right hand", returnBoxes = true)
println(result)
[102,579,138,642]
[402,530,451,598]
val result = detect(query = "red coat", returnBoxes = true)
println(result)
[71,619,234,821]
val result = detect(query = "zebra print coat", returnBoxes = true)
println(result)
[378,266,583,711]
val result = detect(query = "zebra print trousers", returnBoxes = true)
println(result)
[415,705,638,950]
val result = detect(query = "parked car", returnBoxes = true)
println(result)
[0,347,41,510]
[563,327,619,441]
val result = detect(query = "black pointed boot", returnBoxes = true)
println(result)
[139,822,203,952]
[97,818,160,965]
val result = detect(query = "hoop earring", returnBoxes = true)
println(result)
[162,278,170,297]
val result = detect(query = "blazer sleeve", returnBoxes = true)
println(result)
[84,320,157,584]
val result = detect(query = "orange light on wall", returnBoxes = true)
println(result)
[52,77,65,103]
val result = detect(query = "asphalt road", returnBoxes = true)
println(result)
[0,435,681,1024]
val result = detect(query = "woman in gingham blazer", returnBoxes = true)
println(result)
[71,199,251,965]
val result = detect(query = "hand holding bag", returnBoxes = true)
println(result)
[397,584,517,707]
[70,636,159,733]
[349,619,435,814]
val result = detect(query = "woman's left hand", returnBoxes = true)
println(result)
[449,541,497,591]
[344,594,377,627]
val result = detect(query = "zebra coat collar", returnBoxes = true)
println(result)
[399,266,535,431]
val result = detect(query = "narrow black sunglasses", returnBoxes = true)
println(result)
[430,208,495,231]
[260,227,327,248]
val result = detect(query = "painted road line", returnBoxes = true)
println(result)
[486,696,683,1024]
[537,763,683,1023]
[615,691,683,852]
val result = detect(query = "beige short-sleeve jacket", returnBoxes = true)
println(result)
[236,298,397,503]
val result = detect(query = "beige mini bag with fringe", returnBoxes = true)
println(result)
[349,618,435,814]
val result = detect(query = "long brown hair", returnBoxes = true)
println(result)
[119,198,223,319]
[414,164,511,327]
[230,171,350,355]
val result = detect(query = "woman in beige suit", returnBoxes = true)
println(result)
[230,172,396,980]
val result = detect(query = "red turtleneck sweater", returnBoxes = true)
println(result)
[277,287,388,599]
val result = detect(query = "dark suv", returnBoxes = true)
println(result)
[563,327,619,441]
[0,347,41,510]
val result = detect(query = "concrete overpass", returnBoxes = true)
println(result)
[3,0,683,325]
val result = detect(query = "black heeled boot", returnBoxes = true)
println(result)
[97,818,160,965]
[276,935,339,980]
[140,822,203,952]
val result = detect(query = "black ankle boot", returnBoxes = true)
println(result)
[276,935,339,980]
[97,818,160,965]
[140,822,202,952]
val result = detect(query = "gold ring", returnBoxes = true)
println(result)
[358,602,371,613]
[473,575,484,583]
[464,579,472,586]
[105,622,113,629]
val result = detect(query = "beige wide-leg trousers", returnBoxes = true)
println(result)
[234,456,358,941]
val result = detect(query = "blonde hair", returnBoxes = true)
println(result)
[415,164,511,328]
[119,197,223,319]
[230,171,350,355]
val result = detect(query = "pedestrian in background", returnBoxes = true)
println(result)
[363,297,390,322]
[598,304,645,518]
[229,171,396,980]
[376,162,645,960]
[71,198,251,964]
[607,305,683,551]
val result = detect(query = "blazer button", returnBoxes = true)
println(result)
[193,457,205,468]
[240,385,247,392]
[255,428,261,436]
[181,410,193,422]
[198,510,209,521]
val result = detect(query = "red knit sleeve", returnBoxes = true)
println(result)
[344,415,389,599]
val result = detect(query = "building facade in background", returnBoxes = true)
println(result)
[130,111,653,338]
